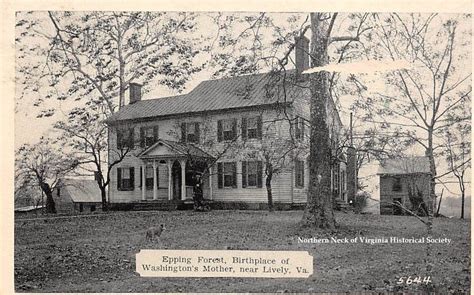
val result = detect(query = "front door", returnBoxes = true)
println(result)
[171,161,181,200]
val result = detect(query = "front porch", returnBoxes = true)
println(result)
[137,139,215,203]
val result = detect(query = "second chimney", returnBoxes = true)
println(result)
[129,82,142,104]
[295,36,310,76]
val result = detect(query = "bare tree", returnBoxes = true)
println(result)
[353,14,472,214]
[441,123,471,219]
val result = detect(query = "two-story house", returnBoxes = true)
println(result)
[105,37,348,209]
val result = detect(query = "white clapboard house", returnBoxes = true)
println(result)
[105,37,348,209]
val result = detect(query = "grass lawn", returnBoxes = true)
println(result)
[14,210,470,293]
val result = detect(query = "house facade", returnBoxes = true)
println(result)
[378,157,432,215]
[105,37,348,209]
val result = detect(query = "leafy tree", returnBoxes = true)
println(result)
[16,11,203,114]
[15,137,79,213]
[16,11,205,208]
[54,108,136,211]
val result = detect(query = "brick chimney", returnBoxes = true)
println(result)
[295,36,310,76]
[129,82,142,104]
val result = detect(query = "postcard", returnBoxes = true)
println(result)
[3,0,472,293]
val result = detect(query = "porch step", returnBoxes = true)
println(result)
[334,198,353,212]
[133,201,179,211]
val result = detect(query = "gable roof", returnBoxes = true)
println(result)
[377,156,431,175]
[106,71,306,123]
[138,139,214,159]
[61,179,102,203]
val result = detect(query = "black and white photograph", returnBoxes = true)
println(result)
[7,1,472,293]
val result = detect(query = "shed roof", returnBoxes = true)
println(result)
[377,156,431,175]
[61,179,102,203]
[105,70,306,123]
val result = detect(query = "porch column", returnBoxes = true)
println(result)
[179,159,186,200]
[209,166,213,200]
[141,164,146,201]
[167,160,173,200]
[153,160,158,200]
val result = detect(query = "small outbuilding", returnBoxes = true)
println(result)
[54,179,103,213]
[377,157,432,215]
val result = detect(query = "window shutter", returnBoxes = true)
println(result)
[181,123,186,142]
[241,161,247,188]
[257,161,263,188]
[128,128,135,150]
[140,127,145,148]
[241,117,247,140]
[117,129,123,150]
[257,116,262,139]
[139,166,142,188]
[232,119,237,139]
[217,120,223,142]
[153,126,159,143]
[117,168,122,190]
[156,166,159,188]
[232,162,237,188]
[302,161,305,187]
[301,118,305,139]
[217,163,223,188]
[129,167,135,190]
[195,122,200,144]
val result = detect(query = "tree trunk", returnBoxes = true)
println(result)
[301,13,336,229]
[426,128,437,215]
[40,182,56,214]
[266,174,274,212]
[96,172,109,212]
[460,177,465,219]
[100,186,108,212]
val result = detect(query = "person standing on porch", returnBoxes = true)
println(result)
[193,173,204,208]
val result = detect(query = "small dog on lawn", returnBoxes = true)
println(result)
[145,224,165,242]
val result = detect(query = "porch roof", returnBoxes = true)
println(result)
[138,139,214,160]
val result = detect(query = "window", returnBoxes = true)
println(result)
[223,120,235,140]
[146,166,154,190]
[242,161,263,188]
[242,116,262,140]
[392,177,402,192]
[181,122,200,143]
[117,127,134,150]
[294,117,305,140]
[295,160,305,188]
[140,166,159,190]
[117,167,135,191]
[217,162,237,188]
[140,126,158,148]
[218,119,237,141]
